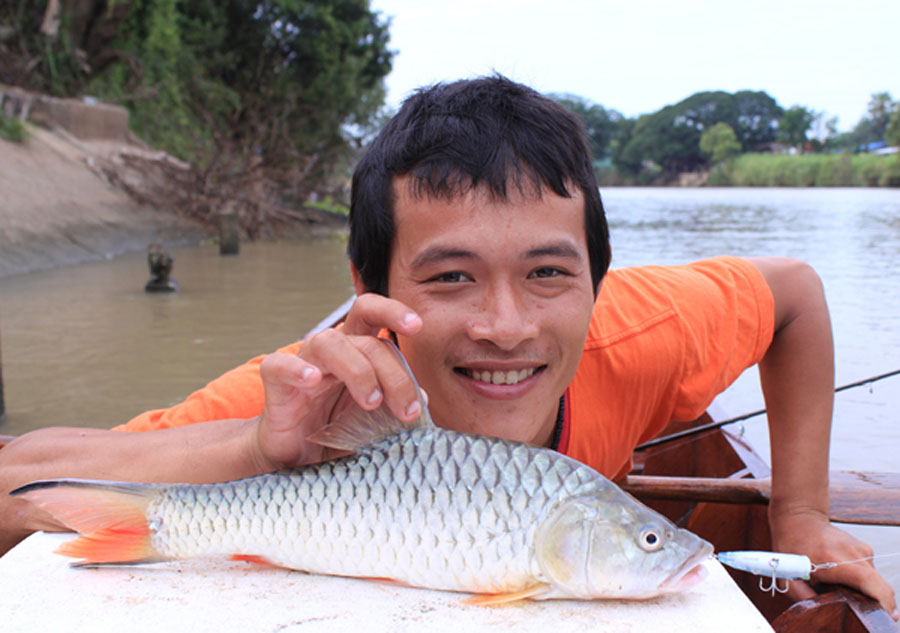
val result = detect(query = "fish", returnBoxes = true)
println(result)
[11,350,712,604]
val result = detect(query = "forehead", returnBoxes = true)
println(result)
[391,175,585,228]
[389,175,588,270]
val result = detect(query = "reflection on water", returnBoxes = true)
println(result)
[1,187,899,594]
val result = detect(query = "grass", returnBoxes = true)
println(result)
[710,152,900,187]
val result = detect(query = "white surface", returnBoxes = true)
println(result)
[0,532,774,633]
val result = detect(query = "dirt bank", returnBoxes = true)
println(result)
[0,86,345,279]
[0,124,209,278]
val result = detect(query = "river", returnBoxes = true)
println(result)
[1,187,899,595]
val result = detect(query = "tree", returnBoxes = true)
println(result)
[617,91,735,175]
[700,123,741,164]
[731,90,783,150]
[866,92,897,140]
[551,94,623,161]
[887,108,900,148]
[2,0,393,212]
[778,106,815,149]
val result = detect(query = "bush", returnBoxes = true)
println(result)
[0,112,28,143]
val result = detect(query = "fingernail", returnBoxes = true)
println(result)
[300,367,314,380]
[367,389,382,406]
[402,312,421,327]
[404,401,421,419]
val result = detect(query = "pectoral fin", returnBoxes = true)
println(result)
[461,583,551,606]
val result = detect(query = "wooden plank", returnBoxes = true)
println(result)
[621,472,900,526]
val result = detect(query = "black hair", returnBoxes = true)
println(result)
[348,75,611,296]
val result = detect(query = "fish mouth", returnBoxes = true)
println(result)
[455,365,544,386]
[658,541,714,593]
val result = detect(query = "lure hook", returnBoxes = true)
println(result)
[758,558,791,595]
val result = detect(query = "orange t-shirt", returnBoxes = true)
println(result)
[118,256,773,479]
[564,256,774,479]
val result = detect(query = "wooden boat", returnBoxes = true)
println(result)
[623,414,900,632]
[1,416,897,630]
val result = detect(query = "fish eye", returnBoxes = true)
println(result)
[638,526,664,552]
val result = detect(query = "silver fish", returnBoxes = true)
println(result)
[13,417,711,602]
[12,348,712,603]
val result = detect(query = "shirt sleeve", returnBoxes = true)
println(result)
[114,340,304,432]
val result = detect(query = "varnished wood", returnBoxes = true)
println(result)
[633,418,898,632]
[621,471,900,526]
[772,588,899,633]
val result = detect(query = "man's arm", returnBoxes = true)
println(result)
[0,293,424,557]
[748,256,898,619]
[0,419,261,554]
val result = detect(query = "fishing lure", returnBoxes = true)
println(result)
[715,551,837,595]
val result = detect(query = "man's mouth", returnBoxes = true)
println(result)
[456,367,541,385]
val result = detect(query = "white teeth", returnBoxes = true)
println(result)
[467,368,535,385]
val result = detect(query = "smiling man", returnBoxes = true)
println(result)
[0,76,896,618]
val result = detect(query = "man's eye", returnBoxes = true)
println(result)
[530,267,565,279]
[430,271,469,283]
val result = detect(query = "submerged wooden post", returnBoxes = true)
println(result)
[218,212,240,256]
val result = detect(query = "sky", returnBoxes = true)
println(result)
[369,0,899,133]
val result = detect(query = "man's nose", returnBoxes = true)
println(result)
[465,283,538,350]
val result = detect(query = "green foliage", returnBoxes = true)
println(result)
[551,94,624,161]
[0,111,28,143]
[719,153,897,187]
[778,106,815,148]
[304,195,349,215]
[5,0,393,205]
[886,108,900,147]
[614,90,783,176]
[700,123,741,164]
[866,92,896,140]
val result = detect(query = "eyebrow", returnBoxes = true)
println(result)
[525,242,583,261]
[409,241,583,270]
[409,247,477,270]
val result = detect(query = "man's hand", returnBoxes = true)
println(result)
[771,506,899,620]
[249,293,424,472]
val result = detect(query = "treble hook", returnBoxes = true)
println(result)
[758,558,791,595]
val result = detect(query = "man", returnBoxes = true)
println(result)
[1,76,896,617]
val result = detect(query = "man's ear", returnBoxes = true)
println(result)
[350,261,367,296]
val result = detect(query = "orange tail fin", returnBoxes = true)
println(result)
[11,479,163,565]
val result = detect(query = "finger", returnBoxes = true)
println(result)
[816,562,899,619]
[301,328,388,411]
[260,353,321,400]
[352,336,422,422]
[785,579,816,603]
[343,293,422,337]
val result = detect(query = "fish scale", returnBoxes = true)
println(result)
[142,427,597,593]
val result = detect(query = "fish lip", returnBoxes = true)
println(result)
[658,541,715,592]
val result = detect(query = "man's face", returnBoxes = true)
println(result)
[385,177,596,446]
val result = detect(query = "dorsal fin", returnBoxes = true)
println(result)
[307,341,433,452]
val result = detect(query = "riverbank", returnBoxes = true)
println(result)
[0,123,207,279]
[0,85,348,279]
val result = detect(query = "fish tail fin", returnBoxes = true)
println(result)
[11,479,163,564]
